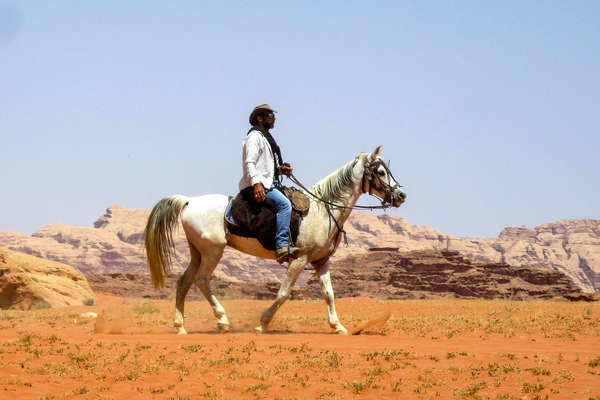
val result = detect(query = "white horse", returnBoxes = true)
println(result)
[144,146,405,335]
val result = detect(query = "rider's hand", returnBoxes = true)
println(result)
[253,183,266,202]
[279,164,293,177]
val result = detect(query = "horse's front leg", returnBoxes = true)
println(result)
[255,255,308,334]
[317,263,348,334]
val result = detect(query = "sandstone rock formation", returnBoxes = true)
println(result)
[0,206,598,292]
[305,250,585,300]
[0,247,94,310]
[338,215,600,293]
[0,206,286,283]
[86,250,591,301]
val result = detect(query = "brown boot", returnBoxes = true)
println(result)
[276,246,300,264]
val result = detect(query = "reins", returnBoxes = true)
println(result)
[288,172,350,247]
[288,173,392,212]
[287,164,398,249]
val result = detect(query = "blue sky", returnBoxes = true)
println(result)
[1,1,599,237]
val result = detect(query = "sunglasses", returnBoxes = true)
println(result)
[264,112,275,119]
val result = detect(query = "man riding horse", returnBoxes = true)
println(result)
[144,105,406,335]
[239,104,298,263]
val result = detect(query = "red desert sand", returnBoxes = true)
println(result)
[0,294,599,399]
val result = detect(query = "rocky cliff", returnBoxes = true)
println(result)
[0,206,287,283]
[86,250,593,301]
[339,215,600,293]
[305,250,588,300]
[0,206,598,292]
[0,247,94,310]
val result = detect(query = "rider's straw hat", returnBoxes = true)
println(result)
[249,104,278,125]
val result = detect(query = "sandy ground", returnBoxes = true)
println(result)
[0,294,599,399]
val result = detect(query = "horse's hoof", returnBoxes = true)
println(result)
[217,323,230,333]
[335,327,348,335]
[254,326,264,334]
[176,327,188,335]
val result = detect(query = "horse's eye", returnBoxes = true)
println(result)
[378,169,386,176]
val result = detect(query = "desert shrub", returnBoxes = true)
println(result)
[83,297,95,306]
[588,356,600,368]
[522,382,544,393]
[133,302,160,314]
[30,301,51,310]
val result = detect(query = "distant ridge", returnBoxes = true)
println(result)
[303,250,593,301]
[0,205,598,292]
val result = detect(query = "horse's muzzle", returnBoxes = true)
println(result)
[391,189,406,208]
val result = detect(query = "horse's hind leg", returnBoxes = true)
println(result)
[316,262,348,334]
[194,245,229,332]
[174,244,201,335]
[255,255,308,334]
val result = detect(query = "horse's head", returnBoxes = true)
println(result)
[362,146,406,208]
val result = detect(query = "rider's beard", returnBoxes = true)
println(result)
[262,120,274,130]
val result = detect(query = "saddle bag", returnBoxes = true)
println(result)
[280,186,310,217]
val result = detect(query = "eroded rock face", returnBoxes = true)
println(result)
[333,215,600,293]
[305,250,585,300]
[86,250,589,301]
[0,206,598,292]
[0,247,94,310]
[0,206,287,283]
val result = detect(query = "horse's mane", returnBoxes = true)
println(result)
[311,157,361,203]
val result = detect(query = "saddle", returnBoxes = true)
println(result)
[225,186,310,251]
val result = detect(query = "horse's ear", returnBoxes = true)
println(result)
[369,145,382,161]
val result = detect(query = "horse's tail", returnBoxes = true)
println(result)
[144,195,190,288]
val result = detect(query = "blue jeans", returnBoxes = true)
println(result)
[264,183,292,249]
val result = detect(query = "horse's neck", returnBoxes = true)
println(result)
[317,159,365,236]
[327,184,361,229]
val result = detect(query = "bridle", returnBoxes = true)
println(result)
[361,160,403,207]
[289,158,402,212]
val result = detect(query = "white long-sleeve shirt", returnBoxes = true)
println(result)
[238,129,276,190]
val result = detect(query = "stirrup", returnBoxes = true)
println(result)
[276,246,299,264]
